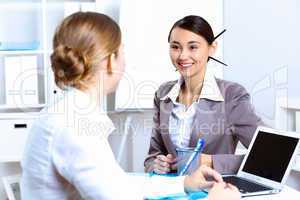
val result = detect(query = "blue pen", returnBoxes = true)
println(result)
[178,138,205,176]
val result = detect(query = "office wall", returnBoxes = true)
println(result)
[223,0,300,126]
[222,0,300,190]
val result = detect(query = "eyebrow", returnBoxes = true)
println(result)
[170,41,201,45]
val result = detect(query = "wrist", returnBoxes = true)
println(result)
[183,175,191,193]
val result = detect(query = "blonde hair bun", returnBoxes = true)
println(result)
[51,45,86,88]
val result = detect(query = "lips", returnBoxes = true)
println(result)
[177,62,193,69]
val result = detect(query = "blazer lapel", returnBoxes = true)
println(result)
[159,99,177,156]
[188,99,212,147]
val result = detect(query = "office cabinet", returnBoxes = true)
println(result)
[0,0,99,162]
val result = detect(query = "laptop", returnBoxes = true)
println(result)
[222,126,300,197]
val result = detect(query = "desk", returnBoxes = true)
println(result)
[244,186,300,200]
[147,186,299,200]
[131,173,300,200]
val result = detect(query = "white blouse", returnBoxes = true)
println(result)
[161,69,224,148]
[21,88,185,200]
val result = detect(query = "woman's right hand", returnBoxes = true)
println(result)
[153,154,176,174]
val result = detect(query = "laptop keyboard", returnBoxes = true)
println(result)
[223,176,272,193]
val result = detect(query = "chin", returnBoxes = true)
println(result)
[179,70,195,78]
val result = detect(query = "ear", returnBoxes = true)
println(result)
[208,41,218,57]
[106,54,115,74]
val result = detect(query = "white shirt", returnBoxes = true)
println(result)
[161,69,224,148]
[21,88,185,200]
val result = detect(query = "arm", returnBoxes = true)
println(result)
[52,128,143,200]
[212,84,263,174]
[52,128,222,199]
[144,91,170,172]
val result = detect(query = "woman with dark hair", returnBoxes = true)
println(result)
[20,12,240,200]
[144,15,263,175]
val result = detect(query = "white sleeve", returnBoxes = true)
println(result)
[52,129,143,200]
[131,175,186,198]
[51,129,186,199]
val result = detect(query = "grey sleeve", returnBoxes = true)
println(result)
[212,84,263,174]
[144,92,168,172]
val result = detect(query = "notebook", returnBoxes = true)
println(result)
[223,126,300,197]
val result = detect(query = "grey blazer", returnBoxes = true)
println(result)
[144,79,263,174]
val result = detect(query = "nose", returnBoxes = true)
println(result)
[178,48,189,60]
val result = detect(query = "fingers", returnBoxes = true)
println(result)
[153,163,169,174]
[153,159,170,174]
[170,163,178,171]
[226,183,239,192]
[213,182,227,189]
[154,157,170,168]
[153,154,176,174]
[198,181,215,190]
[208,182,241,200]
[157,154,176,163]
[200,165,223,183]
[166,154,173,159]
[214,182,239,192]
[153,167,169,174]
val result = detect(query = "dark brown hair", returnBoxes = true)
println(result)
[168,15,214,45]
[51,12,121,90]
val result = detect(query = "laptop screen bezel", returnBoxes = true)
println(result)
[237,126,300,190]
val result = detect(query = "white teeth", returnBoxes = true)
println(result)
[180,63,193,68]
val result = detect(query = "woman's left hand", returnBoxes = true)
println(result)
[184,165,223,193]
[208,182,241,200]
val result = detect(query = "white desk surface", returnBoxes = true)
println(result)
[244,185,300,200]
[130,173,299,199]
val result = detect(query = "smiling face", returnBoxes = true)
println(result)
[169,27,215,79]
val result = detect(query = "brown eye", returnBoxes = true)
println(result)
[170,44,179,50]
[190,45,198,50]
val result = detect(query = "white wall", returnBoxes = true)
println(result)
[223,0,300,126]
[222,0,300,190]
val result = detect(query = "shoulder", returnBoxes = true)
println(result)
[36,106,66,131]
[216,79,249,102]
[155,80,177,99]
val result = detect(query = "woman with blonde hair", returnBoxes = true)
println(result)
[21,12,240,200]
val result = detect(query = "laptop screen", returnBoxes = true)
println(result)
[242,131,299,182]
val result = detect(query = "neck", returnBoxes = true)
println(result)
[183,68,206,95]
[83,85,106,109]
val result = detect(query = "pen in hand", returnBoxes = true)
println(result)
[178,138,205,176]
